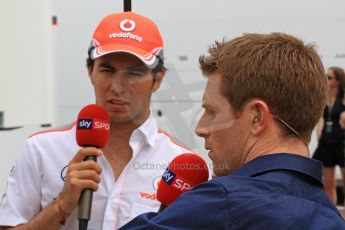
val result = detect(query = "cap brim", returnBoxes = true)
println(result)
[91,44,162,69]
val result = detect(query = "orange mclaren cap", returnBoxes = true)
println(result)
[90,12,164,68]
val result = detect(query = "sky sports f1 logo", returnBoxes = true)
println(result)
[78,118,110,130]
[162,167,176,185]
[162,167,193,192]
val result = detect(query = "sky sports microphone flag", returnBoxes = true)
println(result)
[157,153,209,208]
[76,104,110,230]
[76,104,110,148]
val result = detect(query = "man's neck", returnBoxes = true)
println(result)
[243,134,309,165]
[108,112,150,143]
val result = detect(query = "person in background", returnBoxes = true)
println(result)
[120,33,345,229]
[313,66,345,204]
[0,12,195,230]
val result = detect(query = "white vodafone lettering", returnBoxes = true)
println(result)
[173,178,192,191]
[109,32,143,43]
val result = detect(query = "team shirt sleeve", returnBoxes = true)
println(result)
[0,139,42,226]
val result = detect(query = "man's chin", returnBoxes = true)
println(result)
[212,162,233,177]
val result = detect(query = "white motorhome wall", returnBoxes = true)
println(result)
[0,0,53,128]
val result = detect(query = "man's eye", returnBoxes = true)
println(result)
[127,71,145,77]
[205,109,215,116]
[100,68,112,73]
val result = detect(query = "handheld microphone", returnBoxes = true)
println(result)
[76,104,110,230]
[156,153,209,212]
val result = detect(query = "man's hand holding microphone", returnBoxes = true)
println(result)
[58,104,109,230]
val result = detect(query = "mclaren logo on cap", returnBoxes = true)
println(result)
[120,19,135,32]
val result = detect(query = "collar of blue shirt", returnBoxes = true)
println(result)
[231,153,323,186]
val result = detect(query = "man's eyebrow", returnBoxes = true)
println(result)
[98,62,148,71]
[98,62,114,69]
[127,65,150,71]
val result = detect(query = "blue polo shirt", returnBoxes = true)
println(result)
[120,153,345,230]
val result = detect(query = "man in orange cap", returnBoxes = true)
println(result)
[0,12,195,230]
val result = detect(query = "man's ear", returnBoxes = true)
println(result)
[252,107,260,124]
[88,66,94,85]
[152,69,166,92]
[249,100,271,136]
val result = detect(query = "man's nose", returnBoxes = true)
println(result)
[195,121,210,138]
[110,72,127,93]
[112,71,128,85]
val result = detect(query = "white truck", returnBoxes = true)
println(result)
[1,0,345,199]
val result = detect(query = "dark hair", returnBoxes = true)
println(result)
[86,47,165,75]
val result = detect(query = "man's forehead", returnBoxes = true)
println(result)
[203,73,223,96]
[202,79,230,109]
[95,54,148,70]
[97,52,145,64]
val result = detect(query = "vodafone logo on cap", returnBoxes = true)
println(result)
[109,18,143,42]
[120,19,135,32]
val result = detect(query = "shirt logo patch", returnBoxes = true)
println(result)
[152,177,161,191]
[140,192,157,200]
